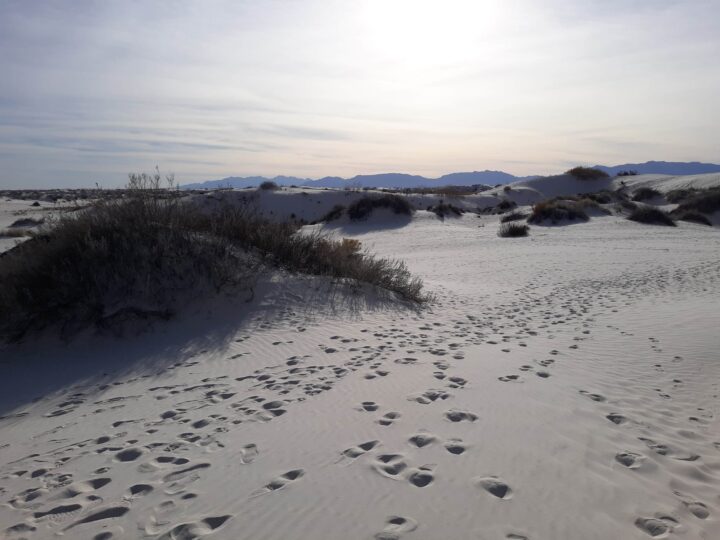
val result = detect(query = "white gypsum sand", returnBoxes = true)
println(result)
[0,176,719,540]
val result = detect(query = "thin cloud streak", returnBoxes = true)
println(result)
[0,0,718,187]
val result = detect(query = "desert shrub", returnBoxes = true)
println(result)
[500,211,528,223]
[631,187,662,201]
[259,181,279,190]
[318,204,345,223]
[617,200,638,212]
[617,170,638,176]
[10,217,44,228]
[503,185,512,192]
[673,188,720,215]
[528,200,589,224]
[582,191,615,204]
[674,210,712,226]
[347,194,414,220]
[429,202,464,218]
[627,206,676,226]
[0,228,31,238]
[566,167,609,181]
[0,173,428,342]
[495,199,517,213]
[665,188,697,204]
[498,223,529,237]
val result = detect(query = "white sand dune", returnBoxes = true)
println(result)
[1,181,719,540]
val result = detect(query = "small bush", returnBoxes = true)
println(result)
[0,228,31,238]
[10,217,44,228]
[493,199,517,214]
[318,204,345,223]
[528,200,589,224]
[617,170,638,176]
[627,206,676,226]
[500,211,528,223]
[347,194,414,221]
[666,188,697,204]
[503,185,512,192]
[617,200,638,212]
[674,210,712,226]
[259,181,279,190]
[429,202,464,218]
[674,187,720,215]
[498,223,529,237]
[632,187,662,202]
[582,191,615,204]
[0,173,428,342]
[566,167,609,181]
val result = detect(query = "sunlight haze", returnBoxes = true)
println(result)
[1,0,718,187]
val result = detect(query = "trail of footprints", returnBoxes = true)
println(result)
[3,259,719,538]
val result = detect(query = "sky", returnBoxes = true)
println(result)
[1,0,719,188]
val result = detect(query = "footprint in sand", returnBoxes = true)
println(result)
[476,476,512,500]
[377,412,401,427]
[253,469,305,496]
[444,438,467,455]
[408,432,437,448]
[444,409,478,423]
[614,452,645,469]
[341,440,381,461]
[375,515,417,540]
[634,515,679,537]
[156,515,232,540]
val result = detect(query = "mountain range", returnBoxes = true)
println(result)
[181,161,720,190]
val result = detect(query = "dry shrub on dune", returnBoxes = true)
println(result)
[347,194,414,220]
[566,167,609,181]
[528,199,589,224]
[0,172,429,342]
[498,222,529,237]
[627,206,676,226]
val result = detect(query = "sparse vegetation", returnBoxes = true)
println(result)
[317,204,345,223]
[10,217,45,228]
[665,188,697,204]
[500,211,528,223]
[528,199,589,224]
[0,228,32,238]
[673,187,720,215]
[259,180,279,190]
[347,194,414,221]
[616,170,638,176]
[674,210,712,226]
[627,206,676,226]
[428,202,464,218]
[566,167,609,181]
[631,187,662,201]
[498,222,529,237]
[0,172,429,342]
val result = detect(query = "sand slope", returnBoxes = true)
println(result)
[1,199,719,539]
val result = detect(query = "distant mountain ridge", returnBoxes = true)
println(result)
[182,161,720,190]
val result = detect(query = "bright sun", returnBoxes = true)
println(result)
[359,0,503,66]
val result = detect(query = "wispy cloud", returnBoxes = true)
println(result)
[1,0,718,187]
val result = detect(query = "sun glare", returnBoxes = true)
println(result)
[359,0,502,66]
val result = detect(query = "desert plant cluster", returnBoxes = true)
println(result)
[0,173,429,342]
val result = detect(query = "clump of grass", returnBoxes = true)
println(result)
[673,187,720,215]
[317,204,345,223]
[617,170,638,176]
[631,187,662,201]
[259,180,279,190]
[665,188,697,204]
[500,211,528,223]
[674,210,712,226]
[490,199,517,214]
[428,202,464,218]
[566,167,609,181]
[347,194,414,221]
[0,228,32,238]
[627,206,676,226]
[528,199,589,224]
[498,222,529,237]
[0,172,429,343]
[10,217,44,228]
